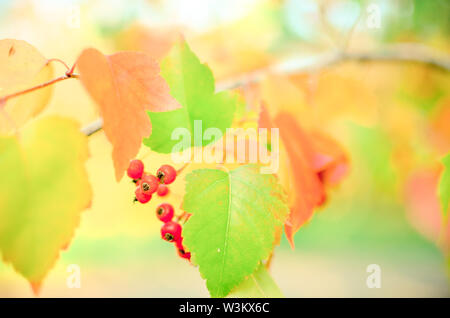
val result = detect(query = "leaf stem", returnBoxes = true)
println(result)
[176,162,190,175]
[176,211,190,224]
[265,252,274,269]
[0,73,79,106]
[66,62,77,77]
[47,58,70,71]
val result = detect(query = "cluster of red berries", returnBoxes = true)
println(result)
[157,203,191,261]
[127,160,176,203]
[127,159,190,261]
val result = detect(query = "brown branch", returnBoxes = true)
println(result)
[80,118,103,136]
[216,46,450,91]
[73,44,448,136]
[1,45,447,137]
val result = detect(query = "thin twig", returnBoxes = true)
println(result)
[74,45,448,136]
[340,0,367,52]
[318,0,340,48]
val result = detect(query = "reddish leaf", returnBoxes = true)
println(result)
[273,112,326,247]
[405,169,450,252]
[76,48,180,180]
[260,107,349,248]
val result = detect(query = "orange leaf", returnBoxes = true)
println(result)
[260,107,349,248]
[430,97,450,154]
[405,169,450,252]
[257,102,272,131]
[76,48,180,180]
[273,112,326,248]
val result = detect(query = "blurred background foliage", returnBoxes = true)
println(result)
[0,0,449,297]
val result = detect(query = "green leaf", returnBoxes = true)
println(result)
[182,165,288,297]
[0,116,92,292]
[143,40,241,153]
[227,263,284,298]
[438,153,450,218]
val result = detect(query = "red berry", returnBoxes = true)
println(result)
[156,203,174,222]
[157,184,169,196]
[177,247,191,260]
[127,159,144,179]
[161,221,182,242]
[157,165,177,184]
[140,174,159,195]
[135,186,151,204]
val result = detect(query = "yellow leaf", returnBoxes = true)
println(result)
[0,116,92,293]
